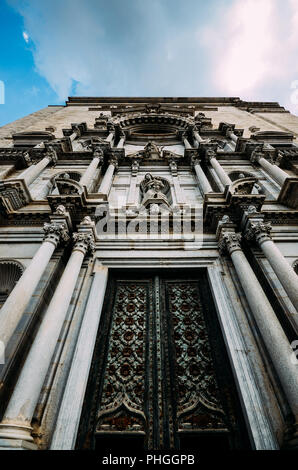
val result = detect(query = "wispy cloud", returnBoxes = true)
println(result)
[8,0,298,114]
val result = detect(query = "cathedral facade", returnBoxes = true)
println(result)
[0,97,297,451]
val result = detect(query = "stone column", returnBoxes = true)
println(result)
[0,230,95,445]
[182,132,192,149]
[117,132,126,149]
[127,160,139,205]
[218,222,298,445]
[98,155,118,196]
[192,157,213,195]
[206,150,232,186]
[0,222,69,349]
[17,149,57,187]
[51,263,109,449]
[245,220,298,314]
[226,128,238,144]
[251,151,288,186]
[79,148,103,190]
[193,127,204,145]
[105,129,115,147]
[169,160,186,205]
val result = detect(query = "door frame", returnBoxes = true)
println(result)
[50,258,278,450]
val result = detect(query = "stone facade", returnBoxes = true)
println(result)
[0,97,297,451]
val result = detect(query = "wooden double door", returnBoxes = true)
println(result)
[77,270,250,451]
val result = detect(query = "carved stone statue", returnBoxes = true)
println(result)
[140,173,171,210]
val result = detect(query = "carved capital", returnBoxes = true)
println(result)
[250,149,263,164]
[72,232,95,255]
[245,221,272,245]
[43,222,70,246]
[218,231,242,255]
[93,146,104,163]
[190,156,201,168]
[205,149,216,163]
[109,154,118,167]
[45,147,58,164]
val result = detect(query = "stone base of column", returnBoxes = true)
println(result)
[0,438,37,450]
[0,422,34,442]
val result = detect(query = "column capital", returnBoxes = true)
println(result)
[43,222,70,247]
[190,155,201,168]
[45,146,58,164]
[205,148,217,163]
[219,231,242,255]
[93,146,104,163]
[72,232,95,255]
[250,149,273,164]
[244,221,272,245]
[108,154,119,167]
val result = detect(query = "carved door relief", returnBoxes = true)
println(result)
[77,271,249,451]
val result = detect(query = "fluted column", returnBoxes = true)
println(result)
[218,224,298,445]
[192,157,212,195]
[0,222,69,349]
[245,221,298,313]
[251,151,288,186]
[17,149,57,187]
[79,148,103,190]
[206,150,232,186]
[98,155,118,196]
[0,230,95,444]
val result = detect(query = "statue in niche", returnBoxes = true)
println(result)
[140,173,171,211]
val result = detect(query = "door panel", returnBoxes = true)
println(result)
[76,270,250,451]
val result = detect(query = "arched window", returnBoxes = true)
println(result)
[0,260,24,308]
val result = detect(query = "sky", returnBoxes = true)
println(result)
[0,0,298,127]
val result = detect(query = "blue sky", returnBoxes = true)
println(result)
[1,0,298,127]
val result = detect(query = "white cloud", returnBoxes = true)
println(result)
[198,0,298,113]
[9,0,298,115]
[22,31,29,43]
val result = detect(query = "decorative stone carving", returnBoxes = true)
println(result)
[108,154,118,167]
[93,146,104,162]
[144,141,162,160]
[72,232,95,254]
[45,146,58,164]
[247,205,258,214]
[43,222,70,246]
[140,173,171,210]
[54,204,67,215]
[169,159,178,176]
[218,232,242,255]
[245,221,272,244]
[205,149,217,163]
